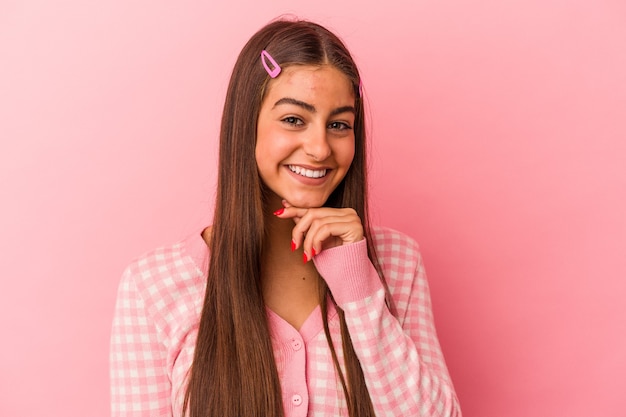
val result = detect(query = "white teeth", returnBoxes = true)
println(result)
[288,165,327,178]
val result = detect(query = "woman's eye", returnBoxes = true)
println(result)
[282,116,303,126]
[328,121,352,131]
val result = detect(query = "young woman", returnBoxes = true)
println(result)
[110,18,461,417]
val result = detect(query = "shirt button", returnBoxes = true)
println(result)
[291,394,303,406]
[291,339,302,351]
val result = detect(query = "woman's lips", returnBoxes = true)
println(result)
[288,164,328,178]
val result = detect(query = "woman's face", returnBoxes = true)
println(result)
[255,65,356,209]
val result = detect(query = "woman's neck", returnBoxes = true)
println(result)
[261,200,321,330]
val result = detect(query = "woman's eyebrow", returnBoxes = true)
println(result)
[273,97,355,116]
[330,106,356,116]
[273,97,316,113]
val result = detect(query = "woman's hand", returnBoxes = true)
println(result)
[274,200,364,262]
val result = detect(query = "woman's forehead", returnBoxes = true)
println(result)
[263,65,355,107]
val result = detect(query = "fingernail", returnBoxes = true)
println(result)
[273,207,285,216]
[291,240,296,252]
[311,247,316,257]
[303,252,308,263]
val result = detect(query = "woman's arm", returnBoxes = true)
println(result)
[314,232,462,417]
[110,267,173,416]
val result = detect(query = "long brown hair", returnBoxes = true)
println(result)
[183,19,385,417]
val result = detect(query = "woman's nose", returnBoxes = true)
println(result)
[303,125,331,161]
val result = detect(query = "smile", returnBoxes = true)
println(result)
[288,165,328,178]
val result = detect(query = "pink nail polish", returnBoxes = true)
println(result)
[291,240,296,252]
[273,207,284,216]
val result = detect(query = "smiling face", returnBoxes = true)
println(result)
[255,65,356,209]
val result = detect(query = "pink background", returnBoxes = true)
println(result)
[1,1,625,416]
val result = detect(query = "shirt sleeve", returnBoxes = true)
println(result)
[110,266,173,416]
[313,236,462,417]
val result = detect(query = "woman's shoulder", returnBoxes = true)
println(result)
[370,225,422,263]
[113,228,210,347]
[119,228,210,302]
[369,225,426,286]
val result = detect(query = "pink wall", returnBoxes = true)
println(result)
[1,1,624,416]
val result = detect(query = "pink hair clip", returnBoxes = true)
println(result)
[261,50,281,78]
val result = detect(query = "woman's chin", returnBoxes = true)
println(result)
[282,196,327,209]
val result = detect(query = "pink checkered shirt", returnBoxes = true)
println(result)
[110,226,461,416]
